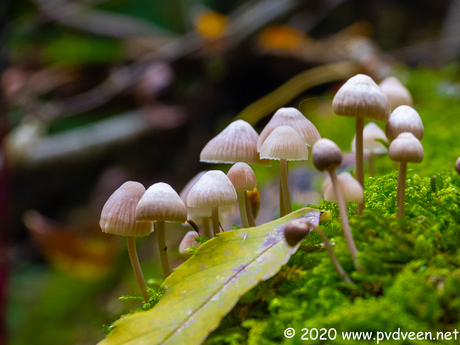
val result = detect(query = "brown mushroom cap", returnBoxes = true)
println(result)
[284,219,313,247]
[187,170,237,208]
[388,132,424,163]
[200,120,269,165]
[323,172,364,203]
[227,162,257,191]
[259,125,309,161]
[386,105,424,141]
[100,181,152,237]
[332,74,391,122]
[312,138,343,171]
[379,76,413,111]
[257,107,320,151]
[352,122,388,154]
[136,182,187,222]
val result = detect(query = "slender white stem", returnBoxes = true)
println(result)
[237,190,250,228]
[202,216,211,238]
[279,178,285,217]
[211,207,219,236]
[245,191,256,227]
[127,236,149,303]
[155,221,171,278]
[356,117,364,215]
[397,162,407,219]
[280,159,292,215]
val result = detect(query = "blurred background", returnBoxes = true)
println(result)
[1,0,460,344]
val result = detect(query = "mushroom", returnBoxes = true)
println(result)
[312,139,362,272]
[352,122,388,176]
[333,74,390,215]
[200,119,269,165]
[388,132,424,219]
[100,181,152,303]
[284,219,352,284]
[456,157,460,175]
[187,171,237,237]
[179,231,201,256]
[323,172,364,204]
[227,163,257,228]
[259,125,309,216]
[386,105,424,141]
[257,107,320,214]
[136,182,187,278]
[379,77,413,111]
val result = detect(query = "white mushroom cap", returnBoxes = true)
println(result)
[200,120,269,165]
[333,74,391,122]
[312,138,343,171]
[259,125,309,161]
[388,132,424,163]
[179,172,211,219]
[379,77,413,111]
[187,170,237,208]
[257,107,320,151]
[100,181,152,237]
[352,122,388,154]
[136,182,187,222]
[179,231,201,255]
[322,172,364,203]
[227,162,257,191]
[386,105,424,141]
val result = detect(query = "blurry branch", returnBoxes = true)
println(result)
[33,0,178,38]
[235,61,361,126]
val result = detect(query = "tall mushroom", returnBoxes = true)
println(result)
[227,162,257,228]
[257,107,320,214]
[379,77,413,111]
[187,171,237,237]
[351,122,388,177]
[312,138,362,271]
[136,182,187,278]
[333,74,390,215]
[100,181,152,303]
[388,132,424,219]
[259,125,309,216]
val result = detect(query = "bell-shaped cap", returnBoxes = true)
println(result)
[179,172,211,219]
[179,231,201,255]
[257,107,320,151]
[379,77,413,111]
[352,122,388,154]
[312,138,343,171]
[187,170,237,208]
[200,120,269,165]
[386,105,424,141]
[456,157,460,175]
[388,132,424,163]
[284,219,313,247]
[323,172,364,203]
[259,125,309,161]
[136,182,187,222]
[333,74,390,122]
[227,162,257,191]
[100,181,152,237]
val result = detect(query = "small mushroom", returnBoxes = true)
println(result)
[352,122,388,176]
[388,132,424,219]
[179,231,201,256]
[260,125,309,216]
[312,139,362,272]
[379,77,413,111]
[136,182,187,278]
[100,181,152,303]
[227,162,257,228]
[187,171,237,237]
[386,105,424,141]
[333,74,390,215]
[323,172,364,204]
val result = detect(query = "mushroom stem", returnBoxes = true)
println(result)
[369,152,375,177]
[397,162,407,218]
[245,191,256,227]
[279,179,285,217]
[329,169,363,272]
[126,236,150,303]
[356,117,365,215]
[211,207,220,236]
[312,227,353,284]
[280,159,292,215]
[155,221,171,278]
[237,190,250,228]
[202,216,211,238]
